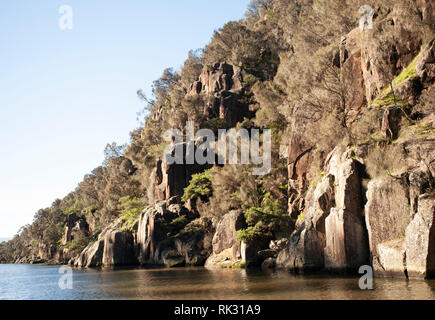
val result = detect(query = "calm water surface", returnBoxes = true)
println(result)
[1,264,435,300]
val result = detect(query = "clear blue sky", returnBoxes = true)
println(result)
[0,0,251,238]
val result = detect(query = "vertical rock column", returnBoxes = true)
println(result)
[405,194,435,278]
[365,177,412,278]
[324,149,369,272]
[102,230,137,266]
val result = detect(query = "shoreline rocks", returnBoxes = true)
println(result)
[205,211,246,268]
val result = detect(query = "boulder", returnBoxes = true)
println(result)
[241,238,270,267]
[374,239,407,278]
[365,176,412,277]
[173,218,213,266]
[405,194,435,278]
[75,239,104,268]
[161,250,185,268]
[211,211,245,256]
[137,203,213,267]
[102,230,137,266]
[205,211,246,268]
[276,227,325,273]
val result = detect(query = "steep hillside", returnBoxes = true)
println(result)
[1,0,434,279]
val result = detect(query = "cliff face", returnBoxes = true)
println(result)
[276,21,435,278]
[1,0,434,279]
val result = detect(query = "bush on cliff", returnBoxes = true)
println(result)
[63,235,89,257]
[182,171,212,203]
[119,196,145,231]
[238,192,291,243]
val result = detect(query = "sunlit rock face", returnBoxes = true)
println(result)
[405,195,435,279]
[137,201,213,268]
[278,147,369,274]
[205,210,246,268]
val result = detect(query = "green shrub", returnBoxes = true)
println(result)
[371,52,421,110]
[238,192,290,242]
[391,52,420,87]
[61,199,85,216]
[82,204,98,215]
[237,227,262,242]
[119,196,145,231]
[154,215,190,240]
[63,236,89,254]
[243,73,259,86]
[148,141,168,163]
[170,215,188,230]
[182,171,212,203]
[238,117,256,130]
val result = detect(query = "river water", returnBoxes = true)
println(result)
[0,264,435,300]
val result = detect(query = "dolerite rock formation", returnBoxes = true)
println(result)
[136,202,166,265]
[151,141,212,203]
[277,147,369,273]
[56,4,435,277]
[364,142,435,279]
[25,213,91,265]
[74,239,104,268]
[72,219,137,268]
[405,195,435,278]
[147,64,252,205]
[37,243,57,262]
[61,213,89,246]
[137,200,213,268]
[365,177,411,278]
[205,210,246,268]
[278,16,434,277]
[188,62,251,128]
[365,187,435,279]
[323,149,369,272]
[102,229,137,266]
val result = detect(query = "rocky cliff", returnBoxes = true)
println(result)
[275,19,435,278]
[1,0,434,280]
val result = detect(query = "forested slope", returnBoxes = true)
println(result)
[1,0,434,278]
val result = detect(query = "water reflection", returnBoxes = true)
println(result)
[0,264,434,300]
